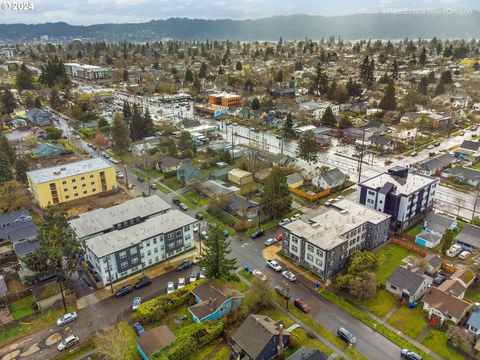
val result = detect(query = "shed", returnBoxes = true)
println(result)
[31,280,64,312]
[228,169,253,186]
[136,325,176,360]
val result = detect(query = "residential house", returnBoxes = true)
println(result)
[299,101,339,120]
[31,143,64,158]
[416,153,454,176]
[228,169,253,186]
[268,87,296,98]
[176,163,203,185]
[456,224,480,251]
[423,287,471,325]
[369,135,395,151]
[230,314,290,360]
[227,195,259,220]
[286,347,328,360]
[467,306,480,338]
[426,112,451,130]
[0,209,38,259]
[136,325,176,360]
[156,155,182,173]
[188,280,242,323]
[286,173,304,188]
[442,167,480,187]
[386,266,432,303]
[281,199,390,279]
[209,165,235,182]
[26,108,53,127]
[454,140,480,161]
[415,212,457,248]
[201,180,240,198]
[424,254,443,274]
[10,117,28,128]
[357,166,438,231]
[311,168,347,190]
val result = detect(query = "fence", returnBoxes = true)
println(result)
[288,186,331,201]
[391,238,427,257]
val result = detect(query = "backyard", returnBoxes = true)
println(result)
[421,330,465,360]
[387,304,428,339]
[375,244,419,285]
[182,190,209,206]
[8,295,36,320]
[353,289,399,318]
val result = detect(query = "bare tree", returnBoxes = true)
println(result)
[447,325,473,353]
[93,321,136,360]
[453,196,465,217]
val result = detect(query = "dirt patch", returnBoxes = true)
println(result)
[27,153,84,171]
[66,188,133,218]
[1,350,20,360]
[45,333,62,346]
[18,343,40,357]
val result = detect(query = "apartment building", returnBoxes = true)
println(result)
[84,210,197,284]
[26,158,117,208]
[357,166,438,232]
[281,200,391,279]
[64,63,110,81]
[208,92,242,108]
[0,48,15,59]
[69,195,172,241]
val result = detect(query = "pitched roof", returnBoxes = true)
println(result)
[287,347,328,360]
[418,153,454,172]
[459,140,480,151]
[444,167,480,182]
[437,279,466,298]
[387,266,427,296]
[425,254,443,270]
[0,210,37,243]
[315,168,347,188]
[423,287,470,319]
[416,231,442,244]
[136,325,175,358]
[424,213,456,234]
[467,308,480,330]
[286,173,303,186]
[456,224,480,248]
[232,314,290,359]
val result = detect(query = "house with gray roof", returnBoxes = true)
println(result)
[26,108,53,126]
[176,163,203,185]
[416,153,454,176]
[201,180,240,198]
[415,212,457,248]
[31,143,64,158]
[456,224,480,251]
[312,168,347,190]
[454,140,480,161]
[287,347,328,360]
[467,306,480,338]
[386,266,432,303]
[227,195,259,220]
[442,167,480,187]
[0,209,38,258]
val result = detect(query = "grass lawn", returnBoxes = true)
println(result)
[183,190,209,206]
[163,304,194,335]
[190,340,220,360]
[353,289,399,318]
[407,224,423,237]
[210,344,230,360]
[375,244,418,285]
[154,182,172,194]
[163,177,184,190]
[240,182,262,195]
[387,305,428,339]
[466,285,480,302]
[198,211,235,236]
[178,196,197,210]
[8,295,36,320]
[421,330,464,360]
[238,269,253,282]
[213,278,249,294]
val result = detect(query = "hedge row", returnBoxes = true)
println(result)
[135,279,206,324]
[153,319,226,360]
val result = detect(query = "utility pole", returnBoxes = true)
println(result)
[472,186,480,220]
[124,162,129,189]
[357,129,366,184]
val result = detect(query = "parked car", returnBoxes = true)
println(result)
[252,270,267,282]
[56,311,78,326]
[278,218,290,226]
[134,276,152,289]
[325,200,334,207]
[337,327,356,345]
[275,285,290,299]
[200,230,209,240]
[132,297,142,311]
[459,250,471,260]
[294,298,311,313]
[401,349,423,360]
[199,270,206,279]
[190,272,197,283]
[58,335,79,351]
[137,176,145,182]
[167,281,175,294]
[290,213,301,221]
[150,183,157,190]
[266,259,282,272]
[446,244,462,257]
[133,322,146,337]
[193,255,203,264]
[427,145,434,150]
[410,151,418,157]
[176,259,193,271]
[195,213,204,220]
[434,142,440,147]
[433,273,447,286]
[115,285,133,297]
[178,202,188,211]
[264,238,278,246]
[116,171,124,178]
[282,270,297,282]
[251,229,265,239]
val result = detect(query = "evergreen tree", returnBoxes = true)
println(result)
[184,68,194,83]
[200,226,237,280]
[235,61,242,71]
[309,63,329,95]
[321,106,337,126]
[283,113,294,137]
[122,101,131,118]
[440,70,452,84]
[418,47,427,67]
[130,104,144,141]
[346,77,362,97]
[418,76,429,95]
[50,88,61,109]
[391,59,399,81]
[275,70,283,83]
[0,153,13,184]
[143,108,154,138]
[199,62,207,78]
[251,97,260,110]
[1,90,17,114]
[379,80,396,110]
[244,78,254,92]
[122,69,129,82]
[360,56,374,86]
[339,115,353,128]
[0,135,15,165]
[474,62,480,71]
[434,80,445,96]
[296,130,318,164]
[111,113,131,152]
[441,229,455,255]
[34,96,42,108]
[260,166,292,219]
[428,71,436,83]
[16,63,34,91]
[15,158,29,183]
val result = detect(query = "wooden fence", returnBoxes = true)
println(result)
[288,186,331,201]
[391,238,427,257]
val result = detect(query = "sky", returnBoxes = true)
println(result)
[0,0,478,25]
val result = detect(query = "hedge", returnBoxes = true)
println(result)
[135,279,206,324]
[153,319,226,360]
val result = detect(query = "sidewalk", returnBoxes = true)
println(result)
[77,248,198,309]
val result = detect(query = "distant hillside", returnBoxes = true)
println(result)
[1,13,480,42]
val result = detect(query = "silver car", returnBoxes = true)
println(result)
[56,312,78,326]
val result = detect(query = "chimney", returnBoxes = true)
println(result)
[277,324,284,357]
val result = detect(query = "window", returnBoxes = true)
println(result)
[368,190,375,195]
[153,238,157,244]
[90,174,94,178]
[390,285,397,291]
[316,249,323,257]
[367,199,374,204]
[307,244,314,252]
[131,257,138,264]
[65,195,70,199]
[83,190,87,194]
[119,251,127,259]
[120,261,128,269]
[90,181,95,185]
[291,245,298,252]
[176,240,183,246]
[73,185,77,190]
[155,256,159,262]
[154,248,158,253]
[62,181,67,185]
[176,230,182,237]
[167,233,174,240]
[306,254,314,262]
[74,193,78,197]
[82,184,86,188]
[316,259,323,267]
[92,188,96,192]
[148,259,152,265]
[291,236,298,244]
[72,179,76,183]
[130,248,137,255]
[146,241,150,247]
[147,250,151,256]
[63,188,68,192]
[168,243,175,249]
[81,176,85,180]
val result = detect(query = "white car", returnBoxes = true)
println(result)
[115,171,124,178]
[252,270,267,282]
[459,251,471,260]
[282,270,297,282]
[178,278,185,289]
[290,213,301,221]
[167,281,175,294]
[57,335,79,351]
[193,226,199,232]
[56,312,78,326]
[278,218,290,226]
[189,272,197,283]
[446,244,462,257]
[132,297,141,311]
[264,238,278,246]
[266,259,282,272]
[427,145,434,150]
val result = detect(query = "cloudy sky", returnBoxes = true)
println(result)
[0,0,478,25]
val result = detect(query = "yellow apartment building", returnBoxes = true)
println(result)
[26,158,117,208]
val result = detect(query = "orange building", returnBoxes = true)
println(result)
[208,92,242,108]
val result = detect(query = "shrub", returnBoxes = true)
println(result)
[234,219,248,232]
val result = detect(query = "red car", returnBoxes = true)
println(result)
[294,298,311,313]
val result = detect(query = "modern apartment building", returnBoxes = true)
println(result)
[281,199,391,279]
[208,92,242,107]
[0,48,15,59]
[26,158,117,208]
[64,63,111,81]
[84,209,197,284]
[357,166,438,232]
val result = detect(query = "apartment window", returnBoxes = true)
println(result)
[291,245,298,252]
[185,234,191,240]
[176,230,182,237]
[168,243,175,250]
[90,174,94,178]
[316,259,323,267]
[148,259,153,265]
[62,181,67,185]
[154,248,158,253]
[131,257,138,264]
[316,249,323,257]
[147,250,151,256]
[146,241,150,247]
[74,193,78,197]
[153,238,157,244]
[81,176,85,180]
[307,244,314,252]
[368,190,375,195]
[130,248,137,255]
[63,188,68,192]
[83,191,87,195]
[82,184,86,188]
[155,256,159,262]
[92,188,96,192]
[183,225,190,231]
[73,185,77,190]
[291,236,298,244]
[167,233,174,240]
[120,261,128,269]
[72,179,76,183]
[119,251,127,259]
[176,240,183,246]
[65,195,70,199]
[367,199,374,204]
[90,181,95,185]
[306,254,314,262]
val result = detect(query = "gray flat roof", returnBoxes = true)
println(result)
[69,196,172,239]
[85,210,196,258]
[27,158,113,184]
[360,172,437,195]
[283,199,390,250]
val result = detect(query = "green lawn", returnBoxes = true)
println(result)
[353,289,398,318]
[8,295,36,320]
[421,330,464,360]
[238,269,253,282]
[375,244,419,285]
[466,285,480,302]
[154,182,172,194]
[183,190,209,206]
[190,340,220,360]
[210,344,230,360]
[163,177,184,190]
[407,224,423,237]
[213,278,249,294]
[387,305,428,339]
[198,211,235,236]
[178,196,197,210]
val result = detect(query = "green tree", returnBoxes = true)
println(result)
[283,113,294,137]
[260,166,291,219]
[339,115,352,128]
[122,69,129,82]
[418,47,427,67]
[0,180,29,214]
[235,61,242,71]
[26,206,85,312]
[1,90,17,114]
[0,135,15,165]
[434,79,445,96]
[16,63,34,91]
[178,131,195,157]
[199,62,207,78]
[129,104,144,141]
[321,106,337,126]
[440,70,452,84]
[98,117,109,129]
[111,113,131,152]
[251,97,260,110]
[474,62,480,71]
[296,130,318,164]
[418,76,429,95]
[200,226,237,280]
[346,77,362,97]
[379,80,396,110]
[45,126,63,140]
[0,153,13,184]
[391,59,399,81]
[347,250,380,276]
[50,88,61,109]
[360,56,374,86]
[184,68,194,83]
[441,229,455,255]
[34,96,42,108]
[15,158,29,183]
